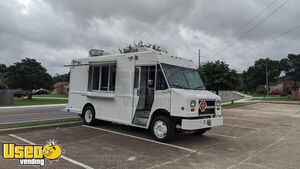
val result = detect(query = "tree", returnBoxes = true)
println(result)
[242,58,281,92]
[119,41,168,54]
[199,60,241,95]
[5,58,53,99]
[0,80,7,89]
[285,54,300,88]
[53,73,70,84]
[0,64,6,80]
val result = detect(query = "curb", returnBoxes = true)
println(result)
[260,101,300,105]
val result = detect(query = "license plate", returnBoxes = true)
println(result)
[207,119,211,126]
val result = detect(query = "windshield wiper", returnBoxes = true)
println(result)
[170,84,189,89]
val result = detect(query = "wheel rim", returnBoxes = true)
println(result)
[84,110,93,123]
[153,120,168,139]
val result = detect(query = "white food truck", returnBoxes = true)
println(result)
[67,49,223,142]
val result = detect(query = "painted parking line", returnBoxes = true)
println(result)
[206,133,237,139]
[82,125,197,153]
[223,123,259,130]
[8,134,93,169]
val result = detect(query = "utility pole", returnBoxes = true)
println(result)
[266,65,269,97]
[198,49,201,69]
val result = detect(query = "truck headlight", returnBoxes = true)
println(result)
[190,100,196,107]
[216,100,221,107]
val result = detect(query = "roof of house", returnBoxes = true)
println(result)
[53,82,69,88]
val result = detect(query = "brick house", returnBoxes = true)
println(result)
[52,82,69,94]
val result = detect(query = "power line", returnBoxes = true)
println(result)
[206,0,279,58]
[205,1,245,54]
[237,23,300,56]
[237,0,290,40]
[217,0,245,31]
[232,0,279,37]
[212,0,291,57]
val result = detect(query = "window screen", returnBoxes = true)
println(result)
[92,66,100,90]
[109,65,116,91]
[100,65,109,91]
[89,63,116,92]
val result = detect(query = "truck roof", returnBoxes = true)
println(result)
[72,51,197,69]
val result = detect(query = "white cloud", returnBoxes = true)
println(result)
[0,0,299,75]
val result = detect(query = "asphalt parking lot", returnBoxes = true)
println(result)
[0,105,77,125]
[0,103,300,169]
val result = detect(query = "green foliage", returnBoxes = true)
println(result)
[0,64,7,80]
[119,41,168,54]
[0,80,7,89]
[53,73,70,83]
[242,58,282,92]
[286,54,300,87]
[199,60,241,94]
[5,58,53,91]
[14,97,67,106]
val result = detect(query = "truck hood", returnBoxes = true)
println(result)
[171,88,221,100]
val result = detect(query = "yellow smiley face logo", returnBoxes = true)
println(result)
[43,143,62,160]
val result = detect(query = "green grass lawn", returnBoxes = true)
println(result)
[251,95,292,101]
[222,102,257,109]
[33,94,68,98]
[13,97,67,106]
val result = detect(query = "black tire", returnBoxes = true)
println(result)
[150,116,175,142]
[83,105,96,126]
[193,128,210,135]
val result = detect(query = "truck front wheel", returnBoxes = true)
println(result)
[150,116,175,142]
[83,105,96,126]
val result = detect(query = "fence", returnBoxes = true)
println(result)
[0,90,14,105]
[291,89,300,100]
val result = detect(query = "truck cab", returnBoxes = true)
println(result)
[67,49,223,142]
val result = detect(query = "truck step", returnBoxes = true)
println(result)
[134,110,150,118]
[133,117,148,127]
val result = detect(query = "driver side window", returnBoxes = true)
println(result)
[156,65,168,90]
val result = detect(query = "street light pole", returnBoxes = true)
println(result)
[266,65,269,97]
[198,49,201,69]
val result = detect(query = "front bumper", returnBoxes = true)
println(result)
[181,116,223,130]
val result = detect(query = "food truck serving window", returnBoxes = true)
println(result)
[88,63,116,92]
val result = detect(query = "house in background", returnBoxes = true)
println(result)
[269,81,295,95]
[52,82,69,94]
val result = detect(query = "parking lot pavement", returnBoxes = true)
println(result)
[0,102,300,169]
[0,105,78,125]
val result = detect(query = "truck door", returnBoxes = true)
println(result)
[132,65,155,127]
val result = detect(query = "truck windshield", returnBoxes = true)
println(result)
[161,63,205,90]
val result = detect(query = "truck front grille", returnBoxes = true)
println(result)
[199,100,215,116]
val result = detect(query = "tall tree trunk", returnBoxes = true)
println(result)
[27,92,32,100]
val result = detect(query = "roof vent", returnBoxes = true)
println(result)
[89,49,109,57]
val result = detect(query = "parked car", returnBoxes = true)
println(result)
[14,90,27,98]
[33,89,49,95]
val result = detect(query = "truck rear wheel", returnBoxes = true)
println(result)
[83,105,96,126]
[150,116,175,142]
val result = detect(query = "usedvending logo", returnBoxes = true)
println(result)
[2,139,62,167]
